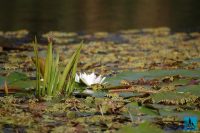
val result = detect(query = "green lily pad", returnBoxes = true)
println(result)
[159,78,191,88]
[9,80,35,89]
[7,72,35,90]
[0,76,5,87]
[178,110,200,118]
[126,102,159,116]
[0,72,35,91]
[107,69,200,85]
[119,92,142,98]
[186,58,200,63]
[176,85,200,97]
[6,71,29,84]
[118,122,164,133]
[151,92,198,105]
[92,91,107,98]
[159,109,200,121]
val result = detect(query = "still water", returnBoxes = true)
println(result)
[0,0,200,34]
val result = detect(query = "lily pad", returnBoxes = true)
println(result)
[6,72,29,84]
[9,80,35,90]
[118,122,164,133]
[0,72,35,92]
[126,102,159,116]
[0,76,5,87]
[107,69,200,85]
[151,92,198,105]
[118,92,142,98]
[176,85,200,97]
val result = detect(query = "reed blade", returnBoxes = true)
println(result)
[57,44,82,95]
[33,39,41,97]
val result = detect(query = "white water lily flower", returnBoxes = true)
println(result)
[75,72,106,86]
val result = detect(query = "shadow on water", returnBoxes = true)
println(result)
[0,0,200,34]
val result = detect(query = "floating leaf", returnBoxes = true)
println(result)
[151,92,198,105]
[118,122,164,133]
[107,69,200,86]
[6,72,29,84]
[126,102,159,116]
[0,72,35,94]
[176,85,200,97]
[0,76,5,87]
[9,80,35,89]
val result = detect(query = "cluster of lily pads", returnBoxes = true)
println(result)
[0,28,200,132]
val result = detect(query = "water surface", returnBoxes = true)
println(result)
[0,0,200,34]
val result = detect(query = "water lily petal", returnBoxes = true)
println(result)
[76,72,106,86]
[95,75,102,84]
[80,76,92,86]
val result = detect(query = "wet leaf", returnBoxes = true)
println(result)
[0,76,5,87]
[151,92,198,105]
[126,102,159,116]
[0,72,34,93]
[107,69,200,86]
[9,80,35,89]
[176,85,200,96]
[6,72,29,84]
[118,122,164,133]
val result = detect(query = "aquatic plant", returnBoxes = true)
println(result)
[75,72,106,86]
[33,39,82,98]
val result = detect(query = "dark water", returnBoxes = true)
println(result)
[0,0,200,34]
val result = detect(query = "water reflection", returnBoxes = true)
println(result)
[0,0,200,34]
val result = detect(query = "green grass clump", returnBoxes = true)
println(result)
[33,39,82,98]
